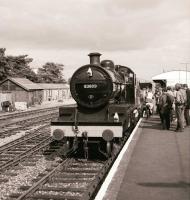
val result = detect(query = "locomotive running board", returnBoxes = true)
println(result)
[51,121,122,126]
[51,121,123,138]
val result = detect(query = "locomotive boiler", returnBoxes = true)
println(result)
[51,52,140,158]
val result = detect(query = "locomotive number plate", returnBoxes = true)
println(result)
[83,84,98,89]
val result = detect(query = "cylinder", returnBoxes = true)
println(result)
[88,52,102,65]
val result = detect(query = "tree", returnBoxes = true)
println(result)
[0,48,38,82]
[6,55,38,82]
[37,62,66,83]
[0,48,11,81]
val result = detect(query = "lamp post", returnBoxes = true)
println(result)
[180,63,189,84]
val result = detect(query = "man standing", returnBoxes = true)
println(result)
[159,88,172,130]
[166,86,175,122]
[184,84,190,126]
[175,83,186,132]
[155,87,162,114]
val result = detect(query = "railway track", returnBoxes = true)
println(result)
[0,134,127,200]
[11,158,105,200]
[0,110,58,140]
[0,109,58,129]
[0,125,51,173]
[0,106,60,123]
[0,123,61,200]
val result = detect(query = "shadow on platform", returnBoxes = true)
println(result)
[137,181,190,188]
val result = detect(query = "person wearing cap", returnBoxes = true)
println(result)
[184,84,190,126]
[175,83,186,132]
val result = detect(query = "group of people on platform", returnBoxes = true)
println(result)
[156,84,190,132]
[142,84,190,132]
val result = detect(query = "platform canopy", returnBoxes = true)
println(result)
[152,70,190,87]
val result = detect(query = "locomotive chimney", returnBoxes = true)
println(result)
[88,52,102,65]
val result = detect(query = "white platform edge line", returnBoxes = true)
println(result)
[94,118,143,200]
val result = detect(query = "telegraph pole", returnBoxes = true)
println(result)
[180,63,189,84]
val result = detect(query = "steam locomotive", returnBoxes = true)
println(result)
[51,52,140,158]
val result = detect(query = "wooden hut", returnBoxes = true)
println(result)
[0,77,43,109]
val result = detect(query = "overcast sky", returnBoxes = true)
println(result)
[0,0,190,80]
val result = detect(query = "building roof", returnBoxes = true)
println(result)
[38,83,69,89]
[0,77,43,91]
[152,70,190,87]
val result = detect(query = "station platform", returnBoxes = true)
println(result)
[96,115,190,200]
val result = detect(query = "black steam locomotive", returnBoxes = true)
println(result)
[51,53,140,158]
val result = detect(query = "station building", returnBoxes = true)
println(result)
[152,70,190,88]
[38,83,70,103]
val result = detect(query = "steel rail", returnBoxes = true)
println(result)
[0,111,58,128]
[0,106,59,121]
[15,158,76,200]
[12,137,127,200]
[0,136,52,173]
[0,124,49,152]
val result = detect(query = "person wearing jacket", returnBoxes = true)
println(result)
[184,84,190,126]
[175,83,186,132]
[159,88,173,130]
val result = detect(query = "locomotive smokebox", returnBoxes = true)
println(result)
[88,52,102,65]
